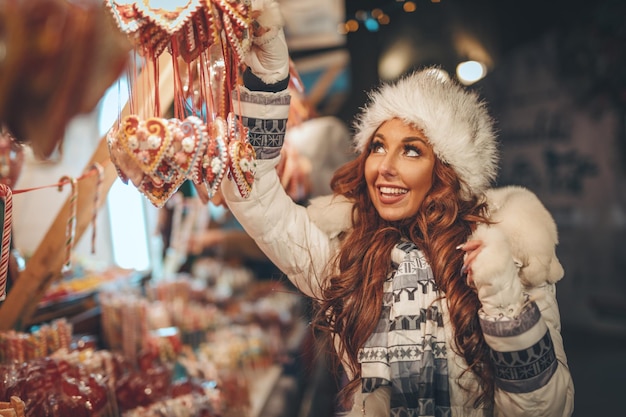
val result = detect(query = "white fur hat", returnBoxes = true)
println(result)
[352,68,499,198]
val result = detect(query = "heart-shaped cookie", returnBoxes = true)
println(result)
[135,0,203,36]
[174,13,216,63]
[137,169,186,209]
[105,0,143,35]
[213,0,251,63]
[109,127,187,208]
[228,139,256,199]
[140,24,172,57]
[200,116,229,198]
[166,116,208,183]
[107,126,144,187]
[117,115,172,175]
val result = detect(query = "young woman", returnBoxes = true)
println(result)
[222,2,574,415]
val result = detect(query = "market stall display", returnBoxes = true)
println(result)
[0,276,305,417]
[0,1,312,415]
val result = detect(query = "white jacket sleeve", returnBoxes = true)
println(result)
[480,285,574,417]
[221,85,334,299]
[473,186,574,417]
[223,159,334,298]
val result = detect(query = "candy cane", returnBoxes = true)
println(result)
[87,163,104,254]
[58,176,77,271]
[0,183,12,301]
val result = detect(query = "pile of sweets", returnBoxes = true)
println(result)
[99,291,225,360]
[0,346,225,417]
[0,319,72,364]
[0,355,114,417]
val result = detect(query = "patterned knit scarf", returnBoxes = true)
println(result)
[359,241,451,417]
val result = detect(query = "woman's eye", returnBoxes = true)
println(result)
[405,146,420,157]
[370,141,385,154]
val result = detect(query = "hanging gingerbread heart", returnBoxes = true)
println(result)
[117,115,172,175]
[166,116,208,183]
[135,0,203,36]
[213,0,252,64]
[201,2,222,46]
[137,169,187,209]
[174,14,212,63]
[139,24,172,58]
[107,127,145,187]
[228,140,256,199]
[199,116,229,198]
[225,112,256,198]
[105,0,144,35]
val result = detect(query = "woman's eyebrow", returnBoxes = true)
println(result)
[402,136,427,145]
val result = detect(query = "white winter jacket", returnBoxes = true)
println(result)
[222,84,574,417]
[222,157,574,417]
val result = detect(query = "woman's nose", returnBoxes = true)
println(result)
[378,153,398,177]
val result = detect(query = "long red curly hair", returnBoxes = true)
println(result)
[311,137,495,409]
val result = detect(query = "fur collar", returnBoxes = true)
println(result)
[306,186,563,288]
[306,194,353,238]
[479,185,564,286]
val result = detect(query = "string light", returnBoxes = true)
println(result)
[403,2,417,13]
[342,0,439,33]
[456,60,487,85]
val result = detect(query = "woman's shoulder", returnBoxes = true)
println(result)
[482,185,564,287]
[484,186,557,238]
[306,194,354,238]
[485,185,544,212]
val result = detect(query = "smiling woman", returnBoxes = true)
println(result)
[221,3,574,415]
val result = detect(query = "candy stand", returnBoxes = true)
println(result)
[0,1,318,416]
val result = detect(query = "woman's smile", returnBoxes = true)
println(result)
[377,185,408,204]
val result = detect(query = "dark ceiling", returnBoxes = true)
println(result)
[345,0,593,60]
[337,0,624,121]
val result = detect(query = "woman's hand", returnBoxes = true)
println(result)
[459,225,524,316]
[245,0,289,84]
[459,238,482,288]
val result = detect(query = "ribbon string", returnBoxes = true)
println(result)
[0,183,12,301]
[58,176,78,271]
[11,161,108,195]
[86,163,105,254]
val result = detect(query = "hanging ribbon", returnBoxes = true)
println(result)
[86,163,104,254]
[58,176,78,271]
[0,183,12,301]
